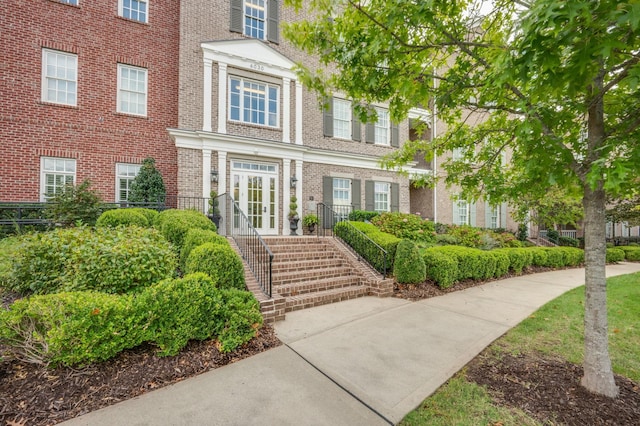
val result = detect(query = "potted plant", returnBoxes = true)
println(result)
[208,190,222,228]
[288,195,300,235]
[303,213,318,234]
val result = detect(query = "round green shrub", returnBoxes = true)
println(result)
[185,243,245,290]
[530,247,549,266]
[422,248,458,289]
[216,288,264,353]
[393,240,426,284]
[128,208,159,225]
[9,227,176,295]
[556,247,584,266]
[494,248,534,274]
[180,228,229,268]
[96,209,149,228]
[606,248,625,263]
[154,209,217,251]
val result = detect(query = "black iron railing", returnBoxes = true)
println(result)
[0,202,52,233]
[216,193,273,297]
[317,202,389,276]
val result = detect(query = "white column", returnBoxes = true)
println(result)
[282,78,291,143]
[202,149,212,208]
[203,59,213,132]
[218,63,228,134]
[282,159,291,235]
[295,160,303,235]
[218,151,228,196]
[295,81,303,145]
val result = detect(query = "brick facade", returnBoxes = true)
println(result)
[1,0,179,201]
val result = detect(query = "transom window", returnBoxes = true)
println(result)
[116,163,141,202]
[245,0,266,39]
[374,107,390,145]
[229,77,279,127]
[117,64,147,116]
[41,157,76,201]
[119,0,148,23]
[333,99,351,139]
[333,178,351,205]
[42,49,77,106]
[232,161,277,173]
[374,182,390,212]
[456,199,469,225]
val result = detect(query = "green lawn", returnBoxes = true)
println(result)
[401,272,640,425]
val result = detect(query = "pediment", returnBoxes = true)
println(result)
[201,39,296,78]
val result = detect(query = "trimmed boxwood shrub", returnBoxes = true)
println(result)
[606,248,625,263]
[96,209,149,228]
[542,247,564,268]
[334,221,401,273]
[618,246,640,261]
[348,210,380,222]
[370,212,436,243]
[530,247,550,267]
[180,228,229,268]
[185,243,245,290]
[0,291,146,367]
[9,227,176,295]
[494,248,534,274]
[434,246,497,281]
[422,248,458,289]
[128,208,159,225]
[555,247,584,266]
[490,251,511,277]
[154,209,217,251]
[394,240,426,284]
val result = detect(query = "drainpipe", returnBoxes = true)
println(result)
[432,79,438,223]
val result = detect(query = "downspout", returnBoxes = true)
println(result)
[432,78,438,223]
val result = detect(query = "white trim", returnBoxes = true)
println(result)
[282,77,291,142]
[203,59,213,132]
[282,158,291,235]
[202,149,212,199]
[41,49,78,106]
[218,151,228,197]
[295,160,303,235]
[118,0,149,23]
[117,63,148,116]
[295,81,303,145]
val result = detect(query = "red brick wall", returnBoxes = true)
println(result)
[0,0,179,201]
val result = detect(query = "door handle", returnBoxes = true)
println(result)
[263,206,267,213]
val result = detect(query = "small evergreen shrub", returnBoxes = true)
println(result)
[348,210,379,222]
[334,221,401,273]
[530,247,550,266]
[542,247,564,268]
[490,251,511,277]
[216,288,264,353]
[180,228,229,268]
[435,246,497,281]
[517,223,528,241]
[9,227,175,295]
[494,248,534,274]
[44,180,104,227]
[154,209,217,251]
[128,208,159,225]
[618,246,640,261]
[128,157,166,205]
[556,247,584,266]
[422,248,458,289]
[447,225,483,248]
[393,240,426,284]
[185,243,245,290]
[606,248,625,263]
[558,236,579,247]
[370,212,436,243]
[0,291,146,367]
[96,209,149,228]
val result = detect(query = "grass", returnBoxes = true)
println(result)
[400,272,640,425]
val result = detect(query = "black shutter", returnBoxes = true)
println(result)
[352,179,361,211]
[391,122,400,147]
[323,97,334,137]
[365,122,375,144]
[352,106,361,141]
[267,0,279,43]
[230,0,243,33]
[390,183,400,212]
[365,180,375,211]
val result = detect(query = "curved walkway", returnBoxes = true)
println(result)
[62,263,640,426]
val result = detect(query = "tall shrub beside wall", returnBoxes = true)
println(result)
[422,249,458,289]
[394,240,426,284]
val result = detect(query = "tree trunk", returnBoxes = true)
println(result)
[581,185,618,397]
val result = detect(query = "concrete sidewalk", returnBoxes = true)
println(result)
[61,263,640,426]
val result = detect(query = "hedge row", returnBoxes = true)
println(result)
[0,273,262,367]
[334,221,401,273]
[617,246,640,261]
[7,226,176,295]
[153,209,217,252]
[423,246,585,289]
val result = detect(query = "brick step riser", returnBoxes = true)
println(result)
[272,253,341,262]
[271,261,349,274]
[268,245,332,253]
[273,271,358,287]
[275,279,362,297]
[285,287,369,312]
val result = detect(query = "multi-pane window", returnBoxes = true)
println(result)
[244,0,266,39]
[374,182,390,212]
[41,157,76,201]
[456,199,469,225]
[374,107,390,145]
[116,163,141,202]
[489,205,499,229]
[333,99,351,139]
[117,64,147,116]
[332,178,351,205]
[120,0,148,23]
[61,0,79,5]
[42,49,77,106]
[229,77,279,127]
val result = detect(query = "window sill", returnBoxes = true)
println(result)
[115,15,150,26]
[115,111,148,119]
[48,0,80,8]
[228,120,280,131]
[39,101,78,109]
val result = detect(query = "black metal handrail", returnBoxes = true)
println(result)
[216,193,273,298]
[316,203,352,236]
[317,202,389,276]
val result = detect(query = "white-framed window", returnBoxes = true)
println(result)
[244,0,266,39]
[119,0,148,23]
[374,182,390,212]
[116,163,141,202]
[374,107,390,145]
[489,205,499,229]
[42,49,77,106]
[333,98,351,139]
[61,0,79,5]
[117,64,147,116]
[333,178,351,206]
[41,157,76,201]
[229,77,279,127]
[452,147,464,161]
[456,199,469,225]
